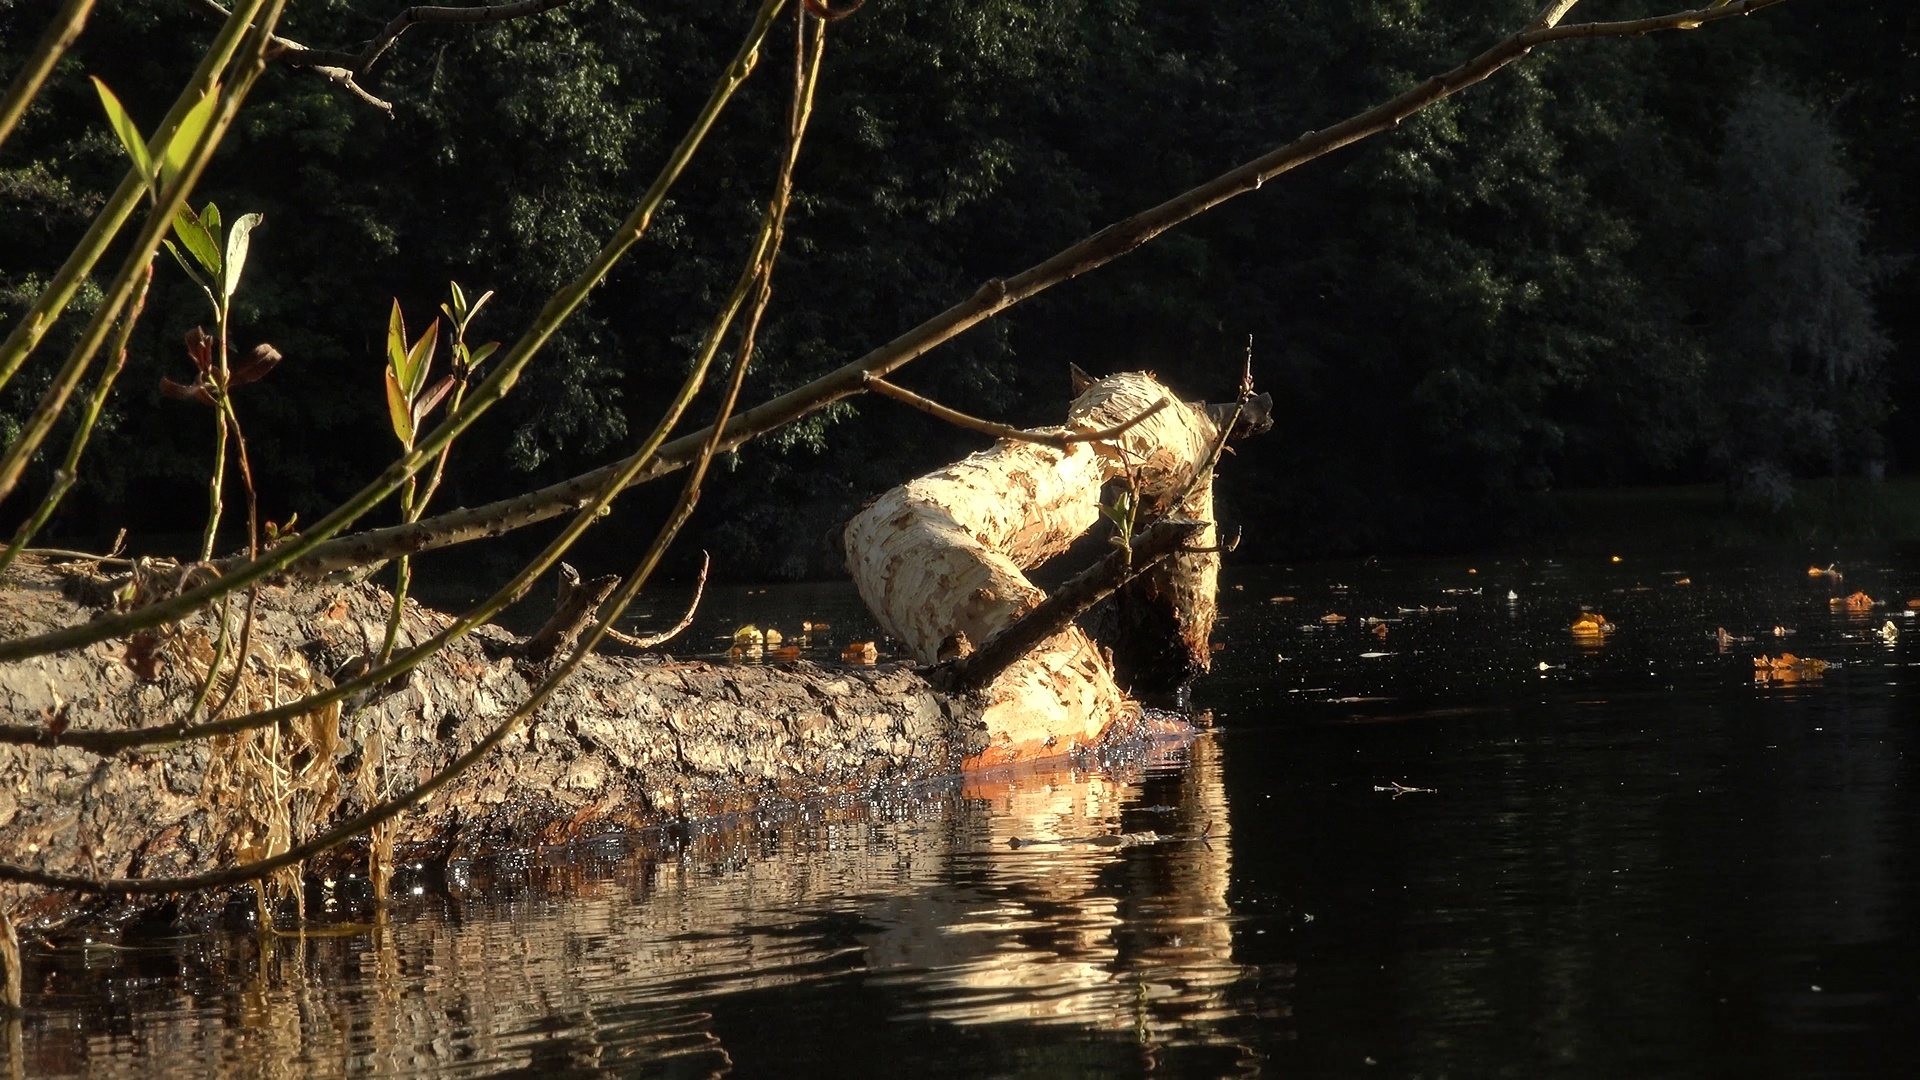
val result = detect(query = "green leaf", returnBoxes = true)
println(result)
[91,78,154,190]
[222,213,262,300]
[448,280,468,322]
[467,341,500,371]
[200,201,221,239]
[160,239,209,294]
[384,368,414,447]
[160,87,220,191]
[386,300,408,381]
[172,204,221,276]
[405,320,440,399]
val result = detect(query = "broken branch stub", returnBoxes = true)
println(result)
[843,371,1229,764]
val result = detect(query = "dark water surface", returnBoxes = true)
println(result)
[8,553,1920,1077]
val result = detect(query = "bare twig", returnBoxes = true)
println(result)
[862,375,1171,450]
[603,552,709,650]
[276,0,1794,583]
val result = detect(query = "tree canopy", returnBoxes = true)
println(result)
[1,0,1910,574]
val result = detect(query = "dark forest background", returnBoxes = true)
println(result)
[2,0,1913,578]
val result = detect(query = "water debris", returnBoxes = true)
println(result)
[1908,599,1920,610]
[1536,661,1565,670]
[1269,595,1297,603]
[733,624,764,646]
[1359,651,1392,659]
[1371,623,1389,640]
[1715,627,1755,648]
[1772,625,1796,637]
[1006,830,1165,849]
[1321,612,1346,624]
[764,628,783,647]
[1754,653,1829,683]
[1831,591,1876,612]
[1396,604,1457,614]
[1571,612,1614,638]
[1809,564,1843,579]
[1879,621,1899,643]
[841,641,878,664]
[1440,587,1481,596]
[1610,555,1623,563]
[1373,781,1437,798]
[1674,577,1691,586]
[1507,590,1519,601]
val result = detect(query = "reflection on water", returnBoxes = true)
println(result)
[8,552,1920,1077]
[9,736,1266,1077]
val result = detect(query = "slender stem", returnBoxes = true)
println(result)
[0,10,820,890]
[200,399,229,561]
[0,0,819,751]
[0,264,151,577]
[0,0,95,152]
[602,551,708,650]
[0,0,267,397]
[862,376,1169,450]
[0,0,290,507]
[0,0,790,666]
[379,479,416,665]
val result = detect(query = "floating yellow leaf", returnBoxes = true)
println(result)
[1320,612,1346,624]
[1830,591,1875,612]
[1570,612,1613,637]
[733,624,764,645]
[764,628,783,647]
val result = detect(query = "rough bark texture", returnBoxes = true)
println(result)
[843,371,1221,765]
[0,555,983,929]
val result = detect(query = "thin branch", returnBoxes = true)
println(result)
[862,375,1170,450]
[953,519,1208,691]
[0,265,150,577]
[0,0,268,397]
[0,6,824,895]
[0,0,817,754]
[276,0,1794,584]
[0,0,290,507]
[0,0,792,667]
[0,0,94,152]
[603,552,708,650]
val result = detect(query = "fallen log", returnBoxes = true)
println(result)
[0,369,1246,958]
[0,555,982,934]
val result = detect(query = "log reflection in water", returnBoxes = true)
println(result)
[10,734,1266,1076]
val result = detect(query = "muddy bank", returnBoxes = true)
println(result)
[0,553,984,930]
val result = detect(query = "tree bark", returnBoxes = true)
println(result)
[0,555,982,931]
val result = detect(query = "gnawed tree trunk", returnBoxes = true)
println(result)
[842,371,1224,765]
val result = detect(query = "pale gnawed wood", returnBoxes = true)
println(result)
[843,371,1222,765]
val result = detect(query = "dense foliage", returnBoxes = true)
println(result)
[1,0,1911,575]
